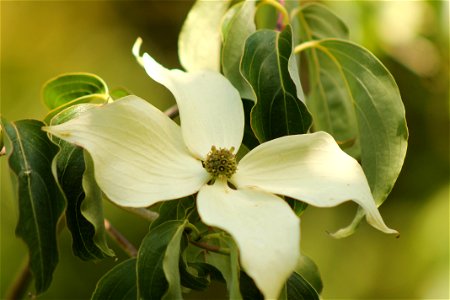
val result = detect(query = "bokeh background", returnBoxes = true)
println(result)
[1,1,448,299]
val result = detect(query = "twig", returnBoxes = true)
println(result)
[276,0,286,31]
[122,207,159,222]
[190,240,230,255]
[104,219,138,257]
[164,104,179,119]
[257,0,289,29]
[5,257,32,300]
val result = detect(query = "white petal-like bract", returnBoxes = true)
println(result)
[44,96,209,207]
[232,131,398,235]
[178,0,230,72]
[197,180,300,299]
[138,52,244,159]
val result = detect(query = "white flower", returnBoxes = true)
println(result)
[44,41,397,299]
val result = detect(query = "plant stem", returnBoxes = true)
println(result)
[293,40,319,54]
[256,0,290,28]
[5,257,32,300]
[122,207,159,222]
[104,219,138,257]
[276,0,286,30]
[190,240,230,255]
[199,232,224,241]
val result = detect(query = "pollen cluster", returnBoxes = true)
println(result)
[203,146,237,179]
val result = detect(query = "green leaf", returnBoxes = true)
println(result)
[178,0,231,71]
[42,73,109,110]
[221,1,256,100]
[295,255,322,294]
[50,104,113,260]
[296,3,349,41]
[91,258,137,300]
[254,3,276,30]
[137,220,188,300]
[240,270,319,300]
[239,271,262,300]
[286,197,308,217]
[43,95,107,125]
[150,197,195,230]
[81,152,115,256]
[178,237,210,291]
[179,261,210,291]
[285,272,320,300]
[241,100,260,150]
[203,236,242,300]
[1,118,65,294]
[298,39,408,237]
[241,25,312,142]
[109,87,131,100]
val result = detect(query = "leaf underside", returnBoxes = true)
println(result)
[241,25,312,142]
[2,118,65,294]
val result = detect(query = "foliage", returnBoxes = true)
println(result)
[1,0,407,299]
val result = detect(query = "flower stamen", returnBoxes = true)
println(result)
[203,146,237,179]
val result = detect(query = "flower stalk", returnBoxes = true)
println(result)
[104,219,138,257]
[5,257,32,300]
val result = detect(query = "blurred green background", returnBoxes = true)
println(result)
[1,1,448,299]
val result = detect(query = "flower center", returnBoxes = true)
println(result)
[203,146,237,179]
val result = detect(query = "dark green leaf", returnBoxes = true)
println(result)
[91,258,137,300]
[296,3,349,41]
[295,255,322,294]
[221,1,256,100]
[239,271,262,300]
[203,236,242,300]
[285,272,320,300]
[42,73,109,110]
[50,104,113,260]
[187,261,225,283]
[179,237,210,291]
[298,39,408,237]
[53,141,111,260]
[137,220,188,300]
[240,269,319,300]
[241,25,312,142]
[150,196,195,230]
[241,99,260,150]
[1,118,65,294]
[286,197,308,217]
[179,261,210,291]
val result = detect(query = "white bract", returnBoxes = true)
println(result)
[44,40,397,300]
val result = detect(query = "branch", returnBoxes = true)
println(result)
[276,0,286,31]
[104,219,138,257]
[122,207,159,222]
[5,258,32,300]
[190,240,230,255]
